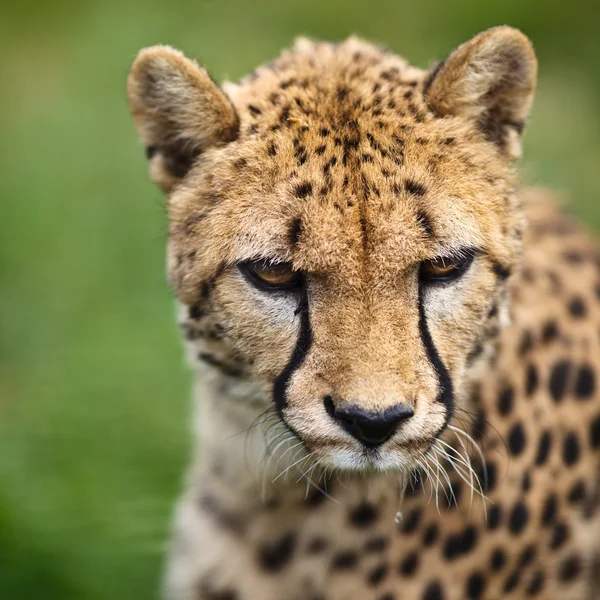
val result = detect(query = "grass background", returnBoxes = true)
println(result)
[1,0,599,597]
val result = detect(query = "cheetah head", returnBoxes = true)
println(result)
[128,27,537,474]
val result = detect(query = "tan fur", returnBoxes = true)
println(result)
[127,27,600,600]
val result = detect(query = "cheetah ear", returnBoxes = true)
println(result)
[424,27,537,159]
[127,46,240,193]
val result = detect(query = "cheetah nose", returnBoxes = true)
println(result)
[323,396,414,447]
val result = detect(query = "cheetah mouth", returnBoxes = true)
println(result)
[286,426,447,474]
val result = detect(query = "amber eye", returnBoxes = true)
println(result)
[240,260,302,291]
[419,252,475,283]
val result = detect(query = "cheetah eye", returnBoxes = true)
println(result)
[240,259,302,291]
[419,251,475,284]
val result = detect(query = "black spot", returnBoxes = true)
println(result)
[583,487,599,519]
[541,320,559,344]
[525,570,544,596]
[404,179,427,196]
[331,550,358,570]
[518,544,536,567]
[567,480,586,504]
[367,563,389,586]
[247,104,262,115]
[558,554,582,581]
[490,547,506,571]
[508,422,526,456]
[197,353,243,378]
[549,522,569,549]
[315,144,326,155]
[267,141,277,156]
[365,536,389,553]
[471,408,487,441]
[319,127,330,137]
[422,524,438,547]
[416,209,434,237]
[444,137,455,145]
[521,471,532,493]
[447,480,463,507]
[574,364,595,399]
[349,502,378,527]
[503,571,521,593]
[562,250,586,263]
[295,182,313,199]
[189,303,205,320]
[508,502,528,535]
[280,78,296,89]
[401,508,421,534]
[232,157,247,171]
[535,431,552,466]
[398,551,419,576]
[422,580,444,600]
[197,580,238,600]
[336,86,349,101]
[258,532,296,572]
[303,486,327,508]
[541,494,558,526]
[145,145,157,159]
[466,572,486,600]
[492,262,511,280]
[497,386,514,416]
[443,526,477,560]
[306,537,327,554]
[568,296,587,318]
[197,495,245,535]
[487,505,502,530]
[525,363,539,396]
[549,361,571,403]
[295,148,307,166]
[519,330,534,356]
[591,414,600,448]
[288,217,303,248]
[483,461,497,493]
[562,432,580,465]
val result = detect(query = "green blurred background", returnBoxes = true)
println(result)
[1,0,599,597]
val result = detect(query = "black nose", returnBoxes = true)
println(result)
[324,397,414,447]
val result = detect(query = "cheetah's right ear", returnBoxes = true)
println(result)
[127,46,240,193]
[424,27,537,159]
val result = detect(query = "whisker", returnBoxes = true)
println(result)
[272,451,313,483]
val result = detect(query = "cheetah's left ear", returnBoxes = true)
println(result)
[425,26,537,159]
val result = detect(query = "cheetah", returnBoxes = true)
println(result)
[127,27,600,600]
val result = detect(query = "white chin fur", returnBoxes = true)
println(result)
[316,445,421,474]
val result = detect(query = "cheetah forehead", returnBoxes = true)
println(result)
[165,36,523,294]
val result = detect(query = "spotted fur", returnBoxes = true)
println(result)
[127,27,600,600]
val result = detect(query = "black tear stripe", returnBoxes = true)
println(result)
[418,286,454,426]
[273,287,313,415]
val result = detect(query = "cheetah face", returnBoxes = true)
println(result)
[128,28,536,473]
